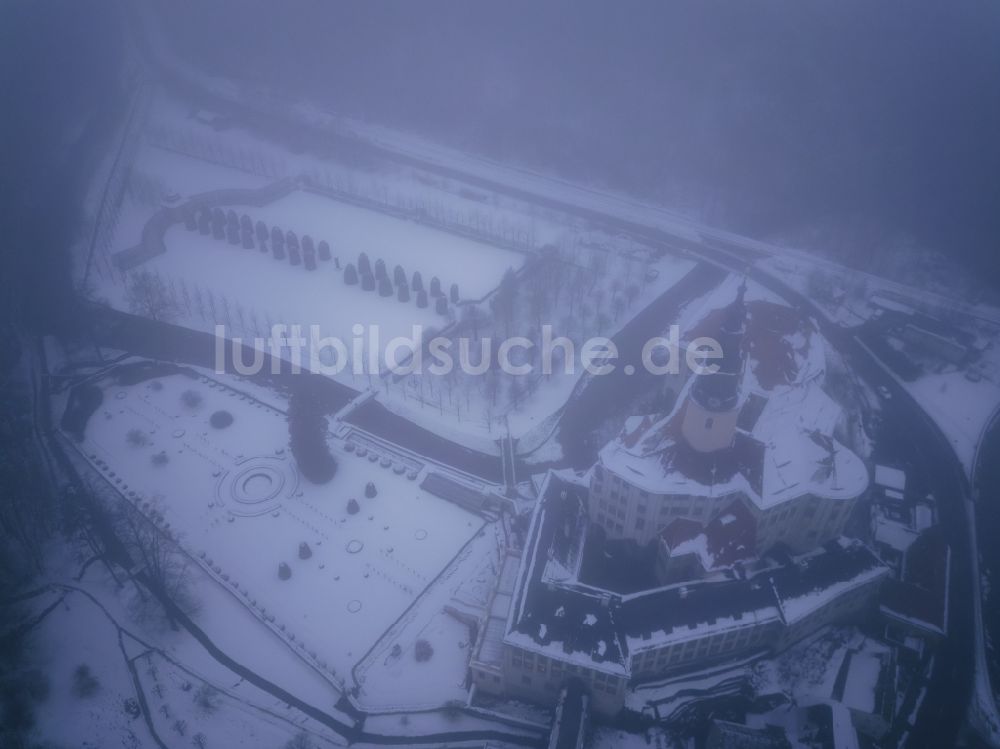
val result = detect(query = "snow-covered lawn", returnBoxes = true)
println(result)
[758,254,875,328]
[906,370,1000,479]
[151,214,445,347]
[750,626,888,706]
[16,578,349,749]
[136,650,341,749]
[70,368,488,687]
[129,185,529,353]
[354,524,501,710]
[23,591,155,749]
[377,246,696,449]
[249,190,526,300]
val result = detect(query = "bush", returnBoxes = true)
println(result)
[124,697,141,718]
[181,389,203,409]
[278,562,292,580]
[210,410,234,429]
[287,377,338,484]
[365,482,377,498]
[347,498,360,515]
[416,289,429,309]
[285,732,314,749]
[194,683,218,713]
[430,276,442,296]
[126,428,149,447]
[361,272,375,292]
[435,296,449,315]
[358,252,371,277]
[343,263,358,285]
[397,284,410,303]
[414,640,434,662]
[72,664,100,698]
[298,542,312,559]
[377,277,393,297]
[411,271,424,292]
[394,265,407,287]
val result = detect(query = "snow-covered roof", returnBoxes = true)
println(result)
[659,498,758,573]
[619,577,781,655]
[549,683,589,749]
[874,465,907,493]
[831,649,892,720]
[600,377,867,511]
[770,539,890,626]
[871,513,920,555]
[505,474,628,675]
[598,297,867,511]
[880,527,950,636]
[506,475,888,673]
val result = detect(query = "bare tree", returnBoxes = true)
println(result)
[114,499,197,629]
[124,271,179,323]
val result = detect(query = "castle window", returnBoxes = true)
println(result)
[705,417,714,429]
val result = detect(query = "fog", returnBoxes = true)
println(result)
[3,3,1000,747]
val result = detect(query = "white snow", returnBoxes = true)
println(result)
[874,464,907,493]
[906,371,1000,478]
[70,367,488,688]
[837,650,884,714]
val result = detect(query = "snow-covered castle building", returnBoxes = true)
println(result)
[468,282,885,718]
[588,282,868,559]
[471,473,888,717]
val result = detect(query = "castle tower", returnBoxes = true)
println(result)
[681,281,747,453]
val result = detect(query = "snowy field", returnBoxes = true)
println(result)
[376,244,696,450]
[906,370,1000,478]
[249,190,524,300]
[82,85,563,395]
[95,140,529,363]
[68,367,489,689]
[80,84,706,455]
[758,253,874,327]
[353,524,501,710]
[19,581,347,749]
